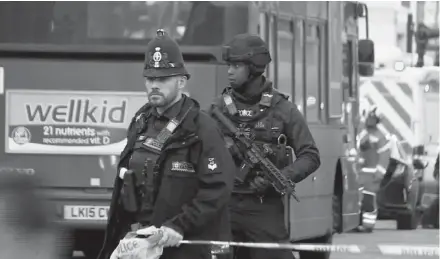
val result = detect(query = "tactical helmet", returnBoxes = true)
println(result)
[143,29,190,79]
[222,34,271,75]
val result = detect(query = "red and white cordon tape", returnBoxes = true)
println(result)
[180,240,440,257]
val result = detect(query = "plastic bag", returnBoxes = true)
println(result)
[110,226,164,259]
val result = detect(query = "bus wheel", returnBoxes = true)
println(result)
[299,193,340,259]
[397,188,420,230]
[332,193,343,233]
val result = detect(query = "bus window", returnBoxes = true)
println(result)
[0,1,248,47]
[319,24,328,122]
[294,20,305,113]
[342,40,354,97]
[277,19,293,97]
[305,23,320,123]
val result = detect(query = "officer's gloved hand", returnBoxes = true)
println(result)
[156,226,183,248]
[136,226,163,244]
[110,226,164,259]
[250,176,271,193]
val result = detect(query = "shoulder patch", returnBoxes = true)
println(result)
[207,158,217,171]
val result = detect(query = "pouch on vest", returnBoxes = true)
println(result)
[120,169,139,213]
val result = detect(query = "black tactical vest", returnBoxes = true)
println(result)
[128,115,162,224]
[126,104,193,224]
[218,88,292,194]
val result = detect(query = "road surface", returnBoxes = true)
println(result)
[328,220,439,259]
[72,220,439,259]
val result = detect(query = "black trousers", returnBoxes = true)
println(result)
[423,197,439,228]
[160,245,211,259]
[230,194,295,259]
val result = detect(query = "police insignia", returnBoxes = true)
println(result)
[143,137,163,151]
[153,47,162,68]
[208,158,217,171]
[238,109,253,117]
[171,161,195,173]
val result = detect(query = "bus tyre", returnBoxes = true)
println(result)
[396,210,419,230]
[397,190,420,230]
[332,193,342,233]
[299,193,340,259]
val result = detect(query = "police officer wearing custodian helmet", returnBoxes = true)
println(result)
[97,29,234,259]
[208,34,321,259]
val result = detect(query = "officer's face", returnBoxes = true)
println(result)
[227,62,249,87]
[144,76,186,107]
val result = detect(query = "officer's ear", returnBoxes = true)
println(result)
[177,75,188,89]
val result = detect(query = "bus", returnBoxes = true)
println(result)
[0,2,374,258]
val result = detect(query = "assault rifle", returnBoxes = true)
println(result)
[212,107,299,201]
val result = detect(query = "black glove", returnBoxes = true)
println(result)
[249,176,271,193]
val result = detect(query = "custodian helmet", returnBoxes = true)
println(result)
[143,29,190,79]
[222,33,272,75]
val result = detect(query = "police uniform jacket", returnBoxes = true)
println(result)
[210,76,320,187]
[98,96,234,259]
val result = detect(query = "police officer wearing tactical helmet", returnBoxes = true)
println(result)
[98,29,234,259]
[209,34,320,259]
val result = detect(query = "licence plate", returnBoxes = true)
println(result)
[64,205,109,220]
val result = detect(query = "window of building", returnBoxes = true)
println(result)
[277,19,293,98]
[305,23,320,123]
[294,20,305,114]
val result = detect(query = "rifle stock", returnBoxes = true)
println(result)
[212,107,298,201]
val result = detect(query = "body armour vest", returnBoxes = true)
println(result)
[127,105,193,224]
[219,88,292,195]
[128,121,162,224]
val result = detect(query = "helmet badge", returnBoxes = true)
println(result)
[153,47,162,68]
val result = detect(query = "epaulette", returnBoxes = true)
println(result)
[276,90,290,100]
